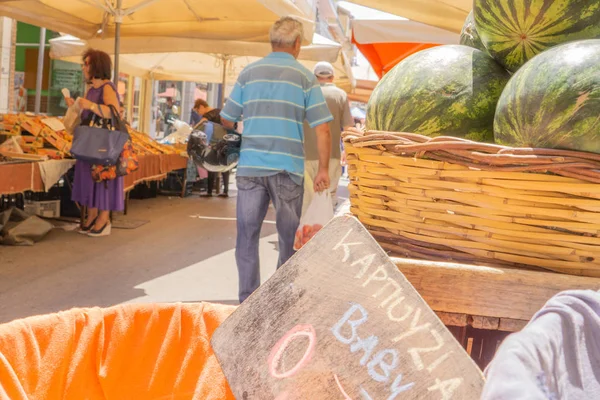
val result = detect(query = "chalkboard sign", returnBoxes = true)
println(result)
[211,216,484,399]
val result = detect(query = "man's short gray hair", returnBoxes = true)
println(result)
[270,16,304,48]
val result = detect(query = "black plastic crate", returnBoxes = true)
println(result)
[129,181,159,199]
[160,171,193,197]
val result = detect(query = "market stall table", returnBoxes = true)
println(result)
[0,154,189,212]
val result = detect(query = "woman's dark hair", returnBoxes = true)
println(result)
[194,98,209,109]
[82,49,112,80]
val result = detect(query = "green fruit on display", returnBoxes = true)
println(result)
[474,0,600,72]
[366,45,510,142]
[494,40,600,153]
[460,11,487,53]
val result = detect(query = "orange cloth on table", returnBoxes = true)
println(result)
[0,302,237,400]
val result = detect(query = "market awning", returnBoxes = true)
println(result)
[49,33,347,85]
[0,0,317,88]
[340,0,470,33]
[338,2,459,78]
[0,0,316,44]
[157,88,178,98]
[49,33,341,66]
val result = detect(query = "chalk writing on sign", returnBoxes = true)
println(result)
[268,324,317,379]
[210,216,484,400]
[332,302,416,399]
[332,229,464,400]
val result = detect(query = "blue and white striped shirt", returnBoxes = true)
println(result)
[221,52,333,183]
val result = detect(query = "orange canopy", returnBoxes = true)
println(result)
[352,33,440,78]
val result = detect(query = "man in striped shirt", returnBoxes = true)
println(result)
[221,16,333,303]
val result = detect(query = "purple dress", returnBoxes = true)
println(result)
[71,82,125,211]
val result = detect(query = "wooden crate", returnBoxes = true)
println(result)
[393,257,600,369]
[20,117,43,136]
[40,127,69,152]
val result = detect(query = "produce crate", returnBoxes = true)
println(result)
[343,129,600,277]
[24,199,61,218]
[392,257,600,369]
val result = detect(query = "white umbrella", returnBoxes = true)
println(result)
[0,0,317,80]
[337,1,460,45]
[49,34,351,99]
[337,0,470,33]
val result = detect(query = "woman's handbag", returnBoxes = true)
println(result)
[91,140,139,182]
[70,104,130,166]
[86,105,139,182]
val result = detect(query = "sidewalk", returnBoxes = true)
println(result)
[0,178,350,323]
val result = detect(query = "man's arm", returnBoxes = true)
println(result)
[304,82,333,193]
[221,119,235,130]
[313,123,331,193]
[220,79,244,130]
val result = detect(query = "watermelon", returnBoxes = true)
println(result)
[494,40,600,153]
[474,0,600,72]
[366,45,510,142]
[460,11,486,52]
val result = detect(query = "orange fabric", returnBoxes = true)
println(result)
[352,33,440,78]
[0,302,237,400]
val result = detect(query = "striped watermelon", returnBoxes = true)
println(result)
[494,40,600,153]
[366,45,510,142]
[460,11,486,52]
[474,0,600,72]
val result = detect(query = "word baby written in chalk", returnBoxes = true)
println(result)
[333,303,415,400]
[332,229,464,400]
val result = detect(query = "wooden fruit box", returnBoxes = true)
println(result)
[8,125,21,136]
[393,257,600,369]
[40,127,70,153]
[19,135,44,148]
[36,148,65,160]
[19,117,44,137]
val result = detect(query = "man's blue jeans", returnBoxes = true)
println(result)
[236,173,303,303]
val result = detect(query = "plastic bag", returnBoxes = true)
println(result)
[0,208,53,246]
[294,191,334,251]
[63,98,81,135]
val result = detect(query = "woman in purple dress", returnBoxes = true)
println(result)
[67,49,123,237]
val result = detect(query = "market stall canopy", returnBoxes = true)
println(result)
[341,0,470,33]
[49,33,340,64]
[338,1,459,78]
[0,0,316,44]
[49,33,351,86]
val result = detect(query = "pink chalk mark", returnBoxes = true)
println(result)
[268,324,317,379]
[334,374,354,400]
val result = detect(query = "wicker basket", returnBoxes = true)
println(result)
[343,129,600,277]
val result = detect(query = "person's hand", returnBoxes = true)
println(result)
[78,97,93,110]
[65,97,75,107]
[313,168,330,193]
[341,150,347,166]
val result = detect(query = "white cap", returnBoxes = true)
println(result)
[313,61,334,78]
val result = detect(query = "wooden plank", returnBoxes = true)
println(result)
[436,311,468,327]
[393,257,600,322]
[0,150,47,161]
[498,318,528,332]
[470,316,499,330]
[212,216,484,400]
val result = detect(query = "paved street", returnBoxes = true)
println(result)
[0,179,349,323]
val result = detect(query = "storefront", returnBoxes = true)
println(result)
[13,22,146,123]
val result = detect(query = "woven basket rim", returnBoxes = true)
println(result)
[342,129,600,184]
